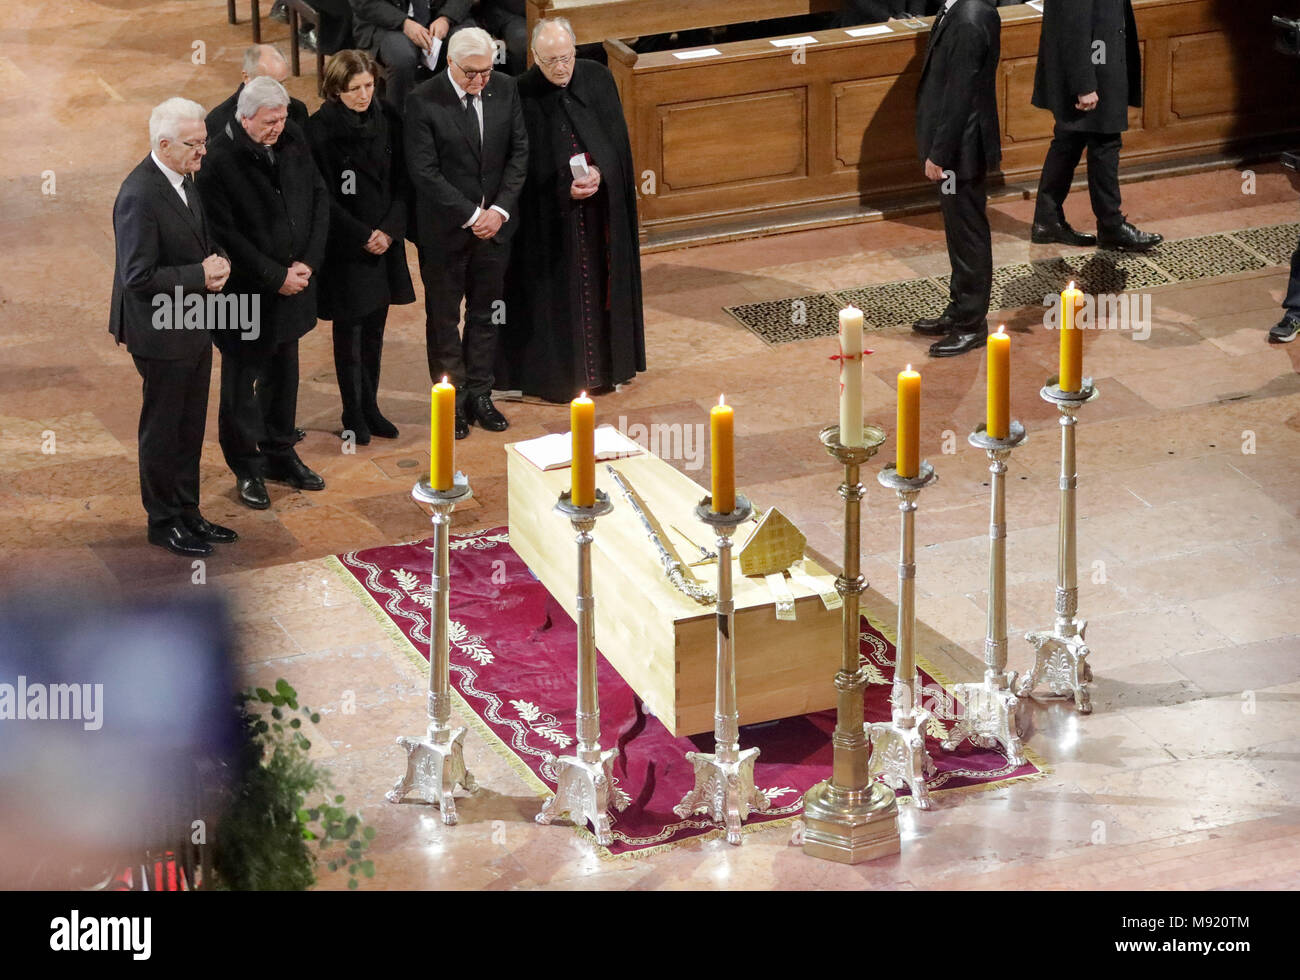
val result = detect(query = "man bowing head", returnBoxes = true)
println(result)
[497,17,646,404]
[406,27,528,438]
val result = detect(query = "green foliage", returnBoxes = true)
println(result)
[208,680,375,890]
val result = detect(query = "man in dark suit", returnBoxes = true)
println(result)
[405,26,528,436]
[205,45,308,140]
[110,98,240,557]
[912,0,1002,357]
[198,77,331,509]
[351,0,475,111]
[1030,0,1162,251]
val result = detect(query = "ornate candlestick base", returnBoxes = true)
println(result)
[388,476,477,823]
[536,490,628,847]
[941,423,1027,768]
[803,425,900,863]
[1020,379,1099,715]
[870,461,939,809]
[674,495,770,845]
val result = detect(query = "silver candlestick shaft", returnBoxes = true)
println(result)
[537,489,627,846]
[943,422,1028,766]
[802,425,900,864]
[1021,378,1099,713]
[388,474,477,822]
[674,493,770,845]
[871,461,939,809]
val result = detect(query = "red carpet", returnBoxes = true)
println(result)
[334,528,1044,856]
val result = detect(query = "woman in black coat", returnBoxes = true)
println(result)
[307,49,415,444]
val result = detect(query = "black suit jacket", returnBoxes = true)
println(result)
[404,70,528,248]
[197,119,330,355]
[205,84,309,140]
[109,155,223,360]
[915,0,1002,180]
[1031,0,1142,134]
[349,0,473,52]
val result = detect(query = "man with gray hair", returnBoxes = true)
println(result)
[110,97,239,556]
[198,76,331,509]
[206,44,308,140]
[406,26,527,437]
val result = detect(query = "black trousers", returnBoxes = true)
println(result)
[420,235,510,405]
[376,21,475,111]
[1033,125,1124,230]
[333,306,388,426]
[1285,235,1300,318]
[132,347,212,528]
[217,340,300,480]
[938,172,993,323]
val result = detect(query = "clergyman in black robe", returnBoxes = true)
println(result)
[498,18,646,403]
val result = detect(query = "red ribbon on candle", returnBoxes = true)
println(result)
[830,346,874,394]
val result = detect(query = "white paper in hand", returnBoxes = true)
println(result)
[423,36,443,72]
[569,153,591,180]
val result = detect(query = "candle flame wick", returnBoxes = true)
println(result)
[1067,281,1076,292]
[441,375,449,385]
[905,363,912,372]
[996,324,1006,335]
[718,394,726,407]
[580,391,587,399]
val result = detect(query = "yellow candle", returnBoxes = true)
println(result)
[896,365,920,479]
[431,377,455,491]
[987,325,1010,440]
[570,392,595,507]
[838,305,864,448]
[710,394,735,514]
[1059,282,1084,392]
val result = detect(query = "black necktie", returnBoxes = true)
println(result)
[464,94,481,152]
[183,175,201,221]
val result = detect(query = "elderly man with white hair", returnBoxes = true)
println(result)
[110,97,238,556]
[497,17,645,403]
[405,26,527,438]
[206,44,308,140]
[198,76,331,510]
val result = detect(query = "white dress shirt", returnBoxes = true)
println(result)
[151,151,189,205]
[448,74,509,229]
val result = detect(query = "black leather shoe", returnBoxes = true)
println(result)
[1097,222,1163,252]
[237,476,271,510]
[913,314,958,336]
[148,522,214,557]
[469,393,509,432]
[182,515,239,544]
[293,427,307,445]
[265,454,326,490]
[929,326,988,358]
[366,411,399,439]
[1031,221,1097,247]
[342,417,371,445]
[454,411,470,440]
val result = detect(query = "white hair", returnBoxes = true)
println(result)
[149,97,206,150]
[448,26,496,63]
[237,75,289,120]
[243,43,287,77]
[531,16,576,49]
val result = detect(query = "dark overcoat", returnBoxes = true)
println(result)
[197,117,330,355]
[306,98,415,321]
[1032,0,1142,133]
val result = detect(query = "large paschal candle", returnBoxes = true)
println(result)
[710,395,735,514]
[570,392,595,507]
[838,305,864,447]
[896,365,920,478]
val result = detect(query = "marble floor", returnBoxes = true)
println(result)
[2,0,1299,889]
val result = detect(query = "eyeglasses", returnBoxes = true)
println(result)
[180,139,208,149]
[535,52,575,69]
[454,62,493,79]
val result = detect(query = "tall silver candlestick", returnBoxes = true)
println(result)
[537,489,626,846]
[803,424,901,864]
[388,473,477,822]
[871,460,939,809]
[674,493,770,845]
[943,422,1027,767]
[1021,378,1099,713]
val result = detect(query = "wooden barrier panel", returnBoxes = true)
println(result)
[603,0,1300,249]
[526,0,838,47]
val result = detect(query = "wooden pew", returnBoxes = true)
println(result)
[602,0,1300,249]
[526,0,840,47]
